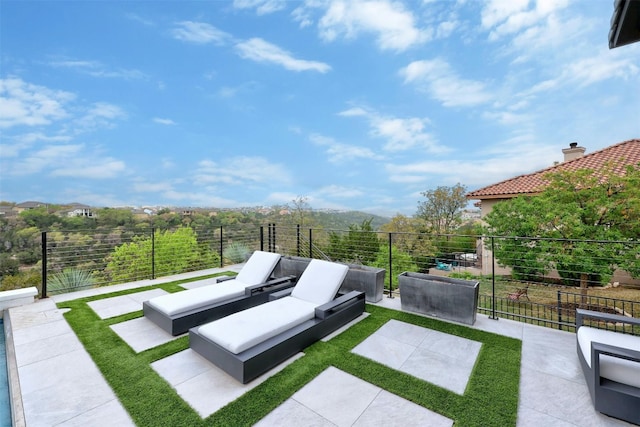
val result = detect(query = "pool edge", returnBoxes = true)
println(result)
[4,312,25,427]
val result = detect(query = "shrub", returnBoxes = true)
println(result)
[48,268,95,295]
[223,243,251,264]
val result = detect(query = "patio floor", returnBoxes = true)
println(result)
[5,267,636,426]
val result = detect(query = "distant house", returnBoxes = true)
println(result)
[15,201,46,213]
[0,205,16,218]
[66,203,94,218]
[466,139,640,219]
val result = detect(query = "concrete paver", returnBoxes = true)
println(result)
[5,269,635,426]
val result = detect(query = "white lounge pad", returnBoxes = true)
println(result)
[146,280,247,316]
[196,259,349,354]
[145,251,281,317]
[577,326,640,388]
[197,296,318,354]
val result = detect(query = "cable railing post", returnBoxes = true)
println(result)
[260,226,264,251]
[272,223,277,253]
[41,231,48,298]
[219,226,224,267]
[489,236,498,320]
[151,227,156,280]
[309,228,313,258]
[557,290,563,330]
[387,232,394,298]
[296,224,301,257]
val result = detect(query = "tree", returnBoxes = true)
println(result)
[326,219,380,264]
[484,164,640,291]
[373,244,418,287]
[416,183,467,234]
[104,227,219,283]
[289,195,311,227]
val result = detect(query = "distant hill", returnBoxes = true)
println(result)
[305,210,390,230]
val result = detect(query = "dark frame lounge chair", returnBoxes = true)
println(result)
[189,259,365,384]
[143,251,295,336]
[576,308,640,424]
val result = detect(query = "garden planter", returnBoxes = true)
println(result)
[273,255,311,279]
[398,272,479,325]
[273,256,385,302]
[342,264,385,303]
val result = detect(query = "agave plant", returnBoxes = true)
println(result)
[223,243,251,264]
[48,268,95,295]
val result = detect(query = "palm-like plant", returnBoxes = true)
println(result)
[223,243,251,264]
[48,268,95,295]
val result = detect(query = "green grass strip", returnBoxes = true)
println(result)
[59,281,521,427]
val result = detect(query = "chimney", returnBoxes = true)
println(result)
[562,142,586,162]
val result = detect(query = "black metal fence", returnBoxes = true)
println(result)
[37,224,640,334]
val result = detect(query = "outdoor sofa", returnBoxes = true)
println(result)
[189,259,366,383]
[143,251,296,335]
[576,308,640,424]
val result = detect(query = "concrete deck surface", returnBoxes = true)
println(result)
[5,267,635,426]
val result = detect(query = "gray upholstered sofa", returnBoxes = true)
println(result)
[576,308,640,424]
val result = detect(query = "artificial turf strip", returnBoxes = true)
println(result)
[58,284,521,427]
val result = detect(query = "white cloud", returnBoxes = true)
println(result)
[0,132,70,158]
[315,184,363,199]
[233,0,287,15]
[309,133,382,163]
[47,58,147,80]
[386,139,561,189]
[338,107,367,117]
[171,21,231,45]
[51,159,126,179]
[317,0,428,51]
[0,77,73,128]
[482,0,570,40]
[153,117,176,125]
[338,106,447,153]
[132,181,173,193]
[194,156,291,186]
[400,58,493,107]
[7,143,125,179]
[73,102,125,133]
[235,38,331,73]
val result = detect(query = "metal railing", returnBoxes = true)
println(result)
[33,224,640,334]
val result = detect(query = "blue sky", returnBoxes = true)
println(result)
[1,0,639,217]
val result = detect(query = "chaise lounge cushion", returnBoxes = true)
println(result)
[146,279,247,316]
[290,259,349,305]
[145,250,281,317]
[195,259,349,354]
[197,296,318,353]
[577,326,640,389]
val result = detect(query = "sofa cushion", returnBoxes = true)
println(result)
[290,259,348,305]
[577,326,640,388]
[146,279,247,316]
[235,251,281,285]
[197,296,317,354]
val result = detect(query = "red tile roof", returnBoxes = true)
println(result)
[466,139,640,199]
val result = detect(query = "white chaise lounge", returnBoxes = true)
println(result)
[576,308,640,424]
[143,251,295,335]
[189,259,365,383]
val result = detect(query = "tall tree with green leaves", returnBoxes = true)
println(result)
[416,183,468,234]
[484,164,640,291]
[326,219,380,264]
[104,227,219,283]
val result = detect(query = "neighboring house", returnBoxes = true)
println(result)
[15,201,46,213]
[0,205,16,218]
[66,203,94,218]
[467,139,640,219]
[466,139,640,284]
